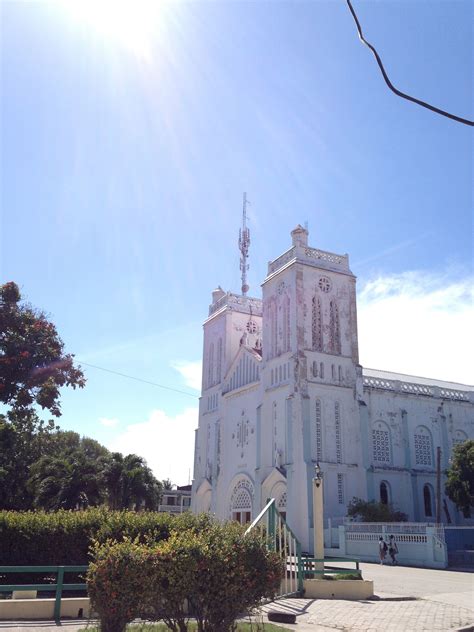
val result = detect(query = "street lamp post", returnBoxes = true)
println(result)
[313,463,324,571]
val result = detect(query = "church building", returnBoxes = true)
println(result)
[191,222,473,552]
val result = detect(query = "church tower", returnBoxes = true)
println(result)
[192,196,263,516]
[260,226,364,550]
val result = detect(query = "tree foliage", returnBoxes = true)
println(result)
[347,497,408,522]
[445,440,474,518]
[0,283,162,511]
[0,281,85,417]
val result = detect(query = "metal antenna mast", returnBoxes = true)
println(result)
[238,192,250,296]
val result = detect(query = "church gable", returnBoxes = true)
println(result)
[222,347,261,395]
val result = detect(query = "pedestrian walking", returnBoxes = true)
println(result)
[378,536,388,564]
[388,534,398,565]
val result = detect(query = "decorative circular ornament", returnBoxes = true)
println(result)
[318,276,332,293]
[246,320,257,333]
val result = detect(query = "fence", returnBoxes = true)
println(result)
[326,522,448,568]
[0,565,88,621]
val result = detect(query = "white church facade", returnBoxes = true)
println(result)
[191,225,473,552]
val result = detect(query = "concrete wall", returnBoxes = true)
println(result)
[0,598,90,620]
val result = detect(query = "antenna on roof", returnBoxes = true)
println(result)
[238,193,250,296]
[304,220,309,232]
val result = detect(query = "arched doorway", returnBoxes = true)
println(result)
[423,484,434,517]
[380,481,390,505]
[230,479,254,525]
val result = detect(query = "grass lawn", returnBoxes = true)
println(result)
[87,623,291,631]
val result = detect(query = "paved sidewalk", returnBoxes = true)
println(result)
[0,563,472,632]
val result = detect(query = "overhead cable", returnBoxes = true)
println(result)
[345,0,474,127]
[79,361,199,399]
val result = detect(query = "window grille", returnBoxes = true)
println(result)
[329,301,341,355]
[315,398,322,461]
[335,402,342,463]
[337,473,344,504]
[372,429,390,463]
[312,296,323,351]
[414,430,432,466]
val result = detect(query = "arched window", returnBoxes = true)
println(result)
[380,481,390,505]
[208,343,214,387]
[453,430,467,446]
[329,300,341,355]
[230,479,254,525]
[315,398,322,461]
[372,421,391,464]
[283,296,291,352]
[414,426,433,466]
[272,402,278,467]
[270,301,277,359]
[216,338,222,383]
[312,296,322,351]
[423,484,434,517]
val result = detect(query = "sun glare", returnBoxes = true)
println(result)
[62,0,167,61]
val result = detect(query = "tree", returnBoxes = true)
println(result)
[161,478,174,490]
[445,440,474,518]
[103,453,162,510]
[27,431,109,510]
[0,409,57,509]
[0,281,85,417]
[347,497,408,522]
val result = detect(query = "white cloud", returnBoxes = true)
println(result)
[358,271,474,385]
[99,417,120,428]
[172,360,202,391]
[108,408,198,485]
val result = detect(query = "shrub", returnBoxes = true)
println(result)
[0,509,205,566]
[88,519,284,632]
[347,498,407,523]
[141,532,200,632]
[183,522,283,632]
[87,539,152,632]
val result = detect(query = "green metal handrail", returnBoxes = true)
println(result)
[0,565,88,621]
[246,498,304,596]
[301,556,361,577]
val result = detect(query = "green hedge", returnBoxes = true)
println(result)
[0,509,212,567]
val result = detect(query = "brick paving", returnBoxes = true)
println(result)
[261,595,474,631]
[260,561,474,632]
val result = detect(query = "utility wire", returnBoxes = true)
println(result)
[79,361,199,399]
[345,0,474,127]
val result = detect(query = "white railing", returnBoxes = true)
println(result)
[267,248,296,274]
[335,522,448,568]
[303,247,349,269]
[363,377,470,402]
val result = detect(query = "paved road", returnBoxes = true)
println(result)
[261,562,474,632]
[1,563,473,632]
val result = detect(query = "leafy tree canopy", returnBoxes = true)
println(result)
[0,281,85,417]
[445,440,474,518]
[347,497,408,522]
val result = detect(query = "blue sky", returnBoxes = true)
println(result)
[1,0,472,484]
